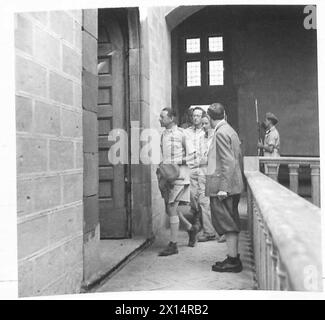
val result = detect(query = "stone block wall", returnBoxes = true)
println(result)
[81,9,102,287]
[128,8,152,238]
[15,10,83,297]
[139,7,175,235]
[230,9,319,156]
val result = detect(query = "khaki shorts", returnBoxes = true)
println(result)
[168,184,190,204]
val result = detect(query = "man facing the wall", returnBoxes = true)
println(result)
[157,108,194,256]
[206,103,244,273]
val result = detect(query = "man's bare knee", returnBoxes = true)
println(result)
[168,202,179,216]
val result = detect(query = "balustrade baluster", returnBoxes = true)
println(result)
[261,222,267,289]
[257,211,266,289]
[255,205,261,288]
[247,188,253,237]
[288,163,299,194]
[310,164,320,207]
[265,163,279,181]
[254,205,259,287]
[274,250,281,290]
[277,260,289,291]
[244,156,321,292]
[265,233,272,290]
[270,243,278,290]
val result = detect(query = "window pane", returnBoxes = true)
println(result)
[186,38,200,53]
[186,61,201,87]
[209,60,224,86]
[209,36,223,52]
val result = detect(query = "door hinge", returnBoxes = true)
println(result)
[125,176,131,193]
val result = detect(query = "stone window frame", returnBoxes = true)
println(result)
[183,33,225,88]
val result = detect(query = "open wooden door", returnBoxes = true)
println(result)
[97,11,129,239]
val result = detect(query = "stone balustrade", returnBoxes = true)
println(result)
[244,157,323,291]
[259,157,320,207]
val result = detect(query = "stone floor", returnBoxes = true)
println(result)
[98,238,148,275]
[96,198,257,292]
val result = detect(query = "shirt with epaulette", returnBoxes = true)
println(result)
[184,126,204,169]
[264,126,280,157]
[160,124,191,185]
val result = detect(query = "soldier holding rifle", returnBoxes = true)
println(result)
[257,113,280,157]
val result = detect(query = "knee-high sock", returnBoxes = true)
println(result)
[170,215,180,243]
[225,232,239,258]
[178,211,192,231]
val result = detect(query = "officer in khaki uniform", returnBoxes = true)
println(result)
[158,107,195,257]
[258,112,280,157]
[257,112,280,176]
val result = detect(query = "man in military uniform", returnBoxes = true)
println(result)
[185,107,219,246]
[197,113,220,243]
[257,112,280,157]
[158,107,195,256]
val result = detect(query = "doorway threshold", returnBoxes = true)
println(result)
[81,236,154,293]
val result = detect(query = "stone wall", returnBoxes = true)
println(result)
[139,6,176,235]
[169,6,319,157]
[128,8,153,238]
[233,15,319,156]
[81,9,102,286]
[15,10,83,297]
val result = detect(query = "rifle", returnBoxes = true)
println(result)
[255,99,264,156]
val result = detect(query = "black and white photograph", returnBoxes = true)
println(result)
[0,0,324,301]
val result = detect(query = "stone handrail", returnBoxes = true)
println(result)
[259,156,320,165]
[259,156,320,207]
[244,157,323,291]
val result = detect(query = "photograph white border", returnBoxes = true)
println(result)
[0,0,324,300]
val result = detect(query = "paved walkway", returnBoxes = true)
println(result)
[96,199,257,292]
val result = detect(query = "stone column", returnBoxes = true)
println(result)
[310,164,320,207]
[288,164,299,194]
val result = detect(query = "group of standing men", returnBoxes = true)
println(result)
[158,103,244,273]
[157,103,280,274]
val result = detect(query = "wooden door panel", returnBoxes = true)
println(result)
[99,199,113,211]
[99,167,114,180]
[98,12,129,239]
[98,75,113,87]
[98,105,113,118]
[99,181,112,198]
[113,166,126,208]
[97,104,113,119]
[98,43,113,55]
[99,205,127,238]
[98,87,112,105]
[98,137,114,150]
[98,119,112,135]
